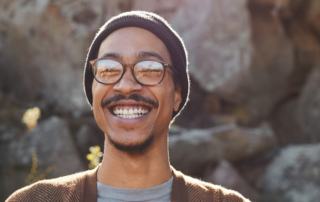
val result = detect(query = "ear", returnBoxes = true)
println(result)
[173,85,182,112]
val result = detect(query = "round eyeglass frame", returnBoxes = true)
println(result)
[90,59,177,86]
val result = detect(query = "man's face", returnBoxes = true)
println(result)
[92,27,181,154]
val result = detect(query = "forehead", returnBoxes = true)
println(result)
[98,27,171,63]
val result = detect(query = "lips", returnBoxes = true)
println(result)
[111,106,150,119]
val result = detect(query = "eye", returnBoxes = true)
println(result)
[100,68,121,77]
[140,69,162,73]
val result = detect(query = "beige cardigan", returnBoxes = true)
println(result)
[6,166,250,202]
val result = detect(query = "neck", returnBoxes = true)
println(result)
[97,132,172,189]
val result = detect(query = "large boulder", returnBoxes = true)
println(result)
[261,143,320,202]
[134,0,295,125]
[170,0,252,93]
[169,123,276,175]
[0,0,130,117]
[2,116,85,200]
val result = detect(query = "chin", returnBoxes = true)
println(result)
[107,132,155,155]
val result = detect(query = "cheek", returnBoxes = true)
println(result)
[155,84,176,119]
[92,81,110,129]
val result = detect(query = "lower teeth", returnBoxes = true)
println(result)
[118,114,144,119]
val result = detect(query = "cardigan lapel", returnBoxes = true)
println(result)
[171,166,188,202]
[81,165,100,202]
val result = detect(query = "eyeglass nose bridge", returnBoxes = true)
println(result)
[117,63,138,84]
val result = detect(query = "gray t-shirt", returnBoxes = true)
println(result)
[97,176,173,202]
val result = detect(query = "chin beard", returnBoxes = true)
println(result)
[107,133,155,155]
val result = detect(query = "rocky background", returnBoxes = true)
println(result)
[1,0,320,201]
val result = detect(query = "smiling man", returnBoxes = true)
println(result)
[7,11,250,202]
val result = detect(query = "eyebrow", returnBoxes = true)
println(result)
[137,51,165,61]
[100,52,121,60]
[99,51,165,62]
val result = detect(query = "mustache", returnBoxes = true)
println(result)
[101,94,159,109]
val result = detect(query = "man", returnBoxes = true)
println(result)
[7,11,250,202]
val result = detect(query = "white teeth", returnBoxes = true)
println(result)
[113,107,150,119]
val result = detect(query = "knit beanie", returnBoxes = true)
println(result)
[83,11,190,119]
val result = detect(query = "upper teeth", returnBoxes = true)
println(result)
[113,108,149,119]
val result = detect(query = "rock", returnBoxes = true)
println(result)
[295,62,320,143]
[204,161,259,202]
[2,116,85,199]
[10,116,85,175]
[271,98,303,145]
[272,62,320,144]
[278,0,320,57]
[0,0,130,116]
[261,143,320,202]
[166,0,295,125]
[169,123,276,175]
[277,0,320,92]
[132,0,183,20]
[75,123,104,162]
[235,152,274,192]
[237,1,294,125]
[174,77,215,128]
[170,0,252,94]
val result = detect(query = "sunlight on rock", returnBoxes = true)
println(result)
[22,107,41,131]
[87,146,103,169]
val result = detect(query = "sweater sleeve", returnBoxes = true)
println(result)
[6,177,82,202]
[183,175,251,202]
[6,183,35,202]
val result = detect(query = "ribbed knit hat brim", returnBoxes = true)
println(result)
[83,11,189,119]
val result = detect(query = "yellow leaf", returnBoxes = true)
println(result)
[87,154,94,160]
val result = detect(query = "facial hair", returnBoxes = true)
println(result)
[107,133,155,155]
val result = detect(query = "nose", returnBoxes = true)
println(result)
[113,67,142,95]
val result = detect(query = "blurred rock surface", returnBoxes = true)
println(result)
[295,62,320,142]
[169,123,276,175]
[261,143,320,202]
[75,123,104,162]
[170,0,252,94]
[0,0,131,116]
[204,161,259,202]
[272,62,320,144]
[2,116,85,199]
[277,0,320,94]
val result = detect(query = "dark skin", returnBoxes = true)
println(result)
[92,27,182,189]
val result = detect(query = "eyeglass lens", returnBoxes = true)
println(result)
[93,60,165,85]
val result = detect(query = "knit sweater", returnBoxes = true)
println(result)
[6,166,250,202]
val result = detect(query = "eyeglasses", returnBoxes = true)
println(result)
[90,59,176,86]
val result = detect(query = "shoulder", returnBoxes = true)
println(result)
[6,169,95,202]
[172,167,251,202]
[184,175,250,202]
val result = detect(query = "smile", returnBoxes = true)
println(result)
[111,106,150,119]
